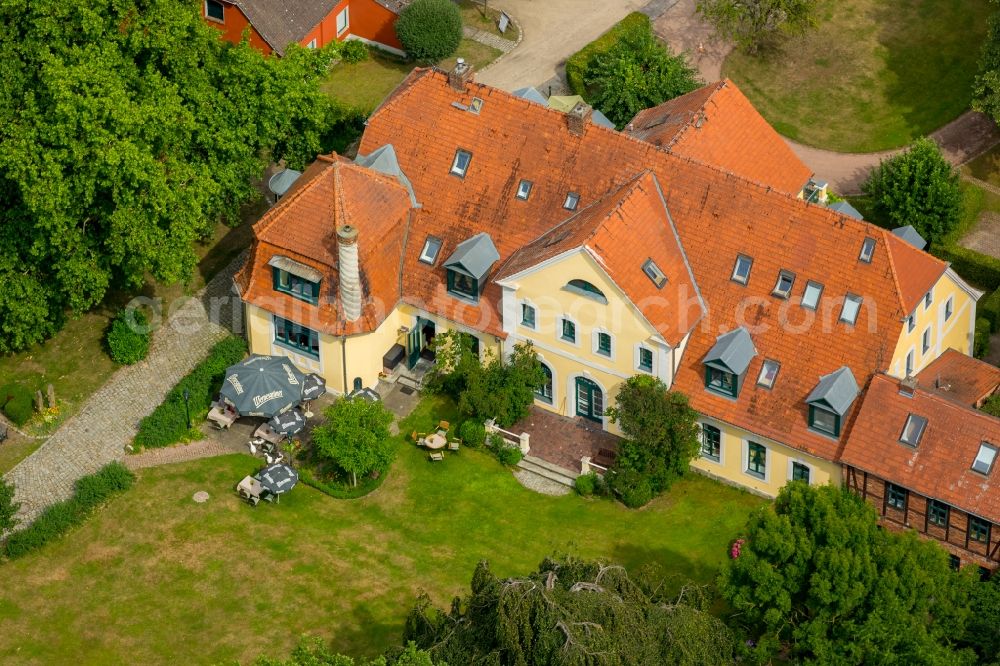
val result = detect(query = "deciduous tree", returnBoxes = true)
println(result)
[973,7,1000,123]
[720,483,976,664]
[861,138,963,245]
[312,398,394,486]
[697,0,818,54]
[584,24,701,129]
[0,0,351,353]
[254,636,442,666]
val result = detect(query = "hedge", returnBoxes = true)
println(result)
[975,317,992,358]
[565,12,650,97]
[0,383,34,426]
[133,336,247,449]
[3,462,134,559]
[931,243,1000,293]
[299,466,387,500]
[979,286,1000,333]
[106,309,151,365]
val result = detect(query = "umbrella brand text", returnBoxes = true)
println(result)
[226,375,244,395]
[254,390,284,408]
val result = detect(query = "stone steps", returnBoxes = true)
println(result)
[517,455,578,488]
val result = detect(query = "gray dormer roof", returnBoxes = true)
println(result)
[268,168,302,198]
[512,86,548,105]
[891,225,927,250]
[806,366,860,415]
[592,109,616,129]
[443,233,500,280]
[703,327,756,376]
[828,200,863,220]
[354,144,420,207]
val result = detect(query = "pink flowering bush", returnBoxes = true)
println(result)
[730,538,745,559]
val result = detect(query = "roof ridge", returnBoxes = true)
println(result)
[254,160,335,237]
[875,373,1000,424]
[663,80,727,150]
[877,228,908,315]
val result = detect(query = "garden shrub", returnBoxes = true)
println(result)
[106,308,150,365]
[0,383,34,426]
[575,472,597,496]
[134,336,246,449]
[3,462,134,559]
[458,419,486,448]
[487,432,505,449]
[975,317,992,358]
[979,285,1000,332]
[340,39,368,64]
[494,443,523,467]
[983,392,1000,418]
[565,12,650,96]
[609,469,653,508]
[394,0,462,63]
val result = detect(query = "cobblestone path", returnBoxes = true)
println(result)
[124,438,244,471]
[4,253,246,525]
[462,25,518,53]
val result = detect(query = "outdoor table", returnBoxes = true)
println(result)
[425,433,447,450]
[254,422,284,445]
[208,404,237,429]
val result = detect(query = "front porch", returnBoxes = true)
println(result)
[513,405,621,476]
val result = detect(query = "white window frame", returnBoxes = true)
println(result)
[943,296,954,322]
[306,38,318,49]
[558,315,579,346]
[731,254,753,285]
[204,0,225,22]
[519,300,537,330]
[922,327,931,354]
[516,179,532,200]
[801,280,823,310]
[563,192,580,210]
[905,348,915,376]
[840,294,862,325]
[450,149,471,177]
[906,313,915,333]
[336,7,349,35]
[634,344,655,374]
[859,237,876,263]
[743,439,769,482]
[418,236,442,265]
[698,422,724,465]
[787,459,812,484]
[924,290,933,309]
[772,270,795,299]
[592,329,614,360]
[757,359,780,389]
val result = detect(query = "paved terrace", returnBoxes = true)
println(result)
[513,405,620,474]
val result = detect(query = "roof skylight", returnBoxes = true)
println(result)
[642,259,667,289]
[564,192,580,210]
[972,442,997,475]
[859,237,876,263]
[757,359,780,389]
[772,270,795,299]
[898,414,927,447]
[801,281,823,310]
[840,294,863,325]
[419,236,443,265]
[731,254,752,285]
[516,179,533,200]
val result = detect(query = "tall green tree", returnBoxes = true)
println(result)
[973,6,1000,123]
[606,375,701,498]
[584,24,701,129]
[720,483,976,664]
[312,398,395,487]
[963,573,1000,662]
[697,0,818,54]
[0,0,349,353]
[861,138,963,245]
[254,636,443,666]
[404,557,734,665]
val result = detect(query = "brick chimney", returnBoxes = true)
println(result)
[448,58,474,92]
[567,101,592,136]
[899,375,919,397]
[337,225,362,322]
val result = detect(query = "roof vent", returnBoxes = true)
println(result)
[934,374,951,392]
[899,375,918,397]
[567,102,592,137]
[448,58,474,92]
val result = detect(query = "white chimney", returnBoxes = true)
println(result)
[337,225,361,322]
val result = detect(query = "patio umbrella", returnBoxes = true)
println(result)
[257,463,299,495]
[219,355,305,417]
[301,373,327,401]
[348,386,381,402]
[268,408,306,436]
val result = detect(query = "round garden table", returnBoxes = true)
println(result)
[425,433,447,450]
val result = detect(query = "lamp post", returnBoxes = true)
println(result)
[183,388,191,429]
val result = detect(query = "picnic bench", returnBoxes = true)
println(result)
[208,402,238,429]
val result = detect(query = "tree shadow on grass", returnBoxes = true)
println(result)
[610,541,723,595]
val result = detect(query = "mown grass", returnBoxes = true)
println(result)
[722,0,992,152]
[0,396,764,664]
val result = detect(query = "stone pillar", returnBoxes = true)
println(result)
[519,431,530,455]
[581,456,591,475]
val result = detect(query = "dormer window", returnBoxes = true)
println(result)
[706,367,738,397]
[805,366,859,438]
[703,327,756,399]
[840,294,862,325]
[516,179,533,200]
[419,236,443,265]
[442,232,499,304]
[899,414,927,447]
[642,259,667,288]
[566,279,607,303]
[268,256,321,305]
[859,237,876,263]
[447,271,478,301]
[450,149,472,177]
[564,192,580,210]
[801,281,823,310]
[757,359,780,389]
[972,442,997,475]
[772,270,795,299]
[731,254,752,285]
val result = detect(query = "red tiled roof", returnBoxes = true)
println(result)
[916,349,1000,408]
[241,68,953,461]
[625,79,814,196]
[841,374,1000,524]
[882,230,950,314]
[496,171,704,346]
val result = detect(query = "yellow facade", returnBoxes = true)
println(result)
[497,249,678,437]
[888,269,980,378]
[691,418,841,498]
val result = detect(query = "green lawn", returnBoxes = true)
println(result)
[722,0,993,153]
[324,40,503,112]
[457,0,520,41]
[963,144,1000,188]
[0,396,764,664]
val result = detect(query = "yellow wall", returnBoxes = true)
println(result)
[888,269,978,378]
[692,417,841,497]
[499,249,671,435]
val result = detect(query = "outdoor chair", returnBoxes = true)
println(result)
[417,437,427,447]
[428,452,444,462]
[411,431,426,442]
[448,439,461,451]
[437,420,450,432]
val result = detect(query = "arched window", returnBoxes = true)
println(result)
[353,377,363,391]
[535,363,553,404]
[566,279,607,303]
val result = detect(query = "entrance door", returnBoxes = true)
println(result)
[407,319,424,369]
[575,377,603,423]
